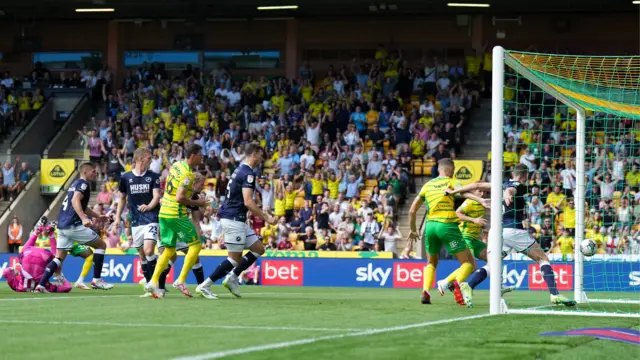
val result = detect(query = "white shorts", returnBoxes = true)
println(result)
[500,228,536,256]
[57,226,100,251]
[131,223,159,249]
[221,218,259,252]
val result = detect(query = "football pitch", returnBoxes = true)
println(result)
[0,285,637,360]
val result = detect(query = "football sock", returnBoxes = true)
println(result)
[178,243,202,283]
[158,260,173,290]
[456,263,475,283]
[541,262,559,295]
[92,249,105,280]
[423,264,436,292]
[467,266,488,290]
[140,260,149,282]
[78,254,93,283]
[146,255,157,283]
[152,247,175,286]
[39,258,61,287]
[192,263,205,284]
[231,252,260,278]
[202,257,238,287]
[444,269,459,283]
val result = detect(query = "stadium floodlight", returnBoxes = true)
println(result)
[447,3,491,7]
[257,5,299,10]
[75,8,115,12]
[490,46,640,318]
[634,1,640,5]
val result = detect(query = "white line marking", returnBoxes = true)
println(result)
[0,295,136,302]
[522,304,557,311]
[0,319,361,332]
[170,313,493,360]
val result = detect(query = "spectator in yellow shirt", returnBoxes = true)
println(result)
[172,118,187,143]
[503,146,518,168]
[546,185,566,210]
[626,164,640,188]
[586,225,604,251]
[556,229,574,261]
[563,199,576,236]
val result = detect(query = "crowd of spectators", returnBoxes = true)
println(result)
[66,46,482,255]
[491,74,640,256]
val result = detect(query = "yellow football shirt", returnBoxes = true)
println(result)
[274,197,286,216]
[142,99,155,116]
[546,192,566,208]
[311,179,324,195]
[419,176,460,223]
[458,199,485,239]
[556,236,574,255]
[285,190,298,210]
[327,179,339,199]
[159,161,194,219]
[563,206,576,229]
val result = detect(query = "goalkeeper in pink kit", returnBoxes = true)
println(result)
[3,222,72,293]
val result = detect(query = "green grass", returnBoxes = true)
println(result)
[0,285,637,360]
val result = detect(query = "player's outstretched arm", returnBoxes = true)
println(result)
[447,181,491,196]
[460,192,491,208]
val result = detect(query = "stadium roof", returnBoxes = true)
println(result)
[0,0,637,20]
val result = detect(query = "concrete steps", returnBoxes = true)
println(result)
[0,128,25,153]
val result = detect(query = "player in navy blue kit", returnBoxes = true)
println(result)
[447,164,576,307]
[196,143,278,299]
[36,162,114,292]
[114,148,161,297]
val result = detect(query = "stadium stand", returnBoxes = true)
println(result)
[488,74,640,256]
[16,49,487,256]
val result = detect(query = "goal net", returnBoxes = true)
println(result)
[489,47,640,317]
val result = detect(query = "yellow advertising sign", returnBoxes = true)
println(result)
[453,160,484,186]
[41,159,75,194]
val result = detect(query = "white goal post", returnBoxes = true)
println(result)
[488,46,640,318]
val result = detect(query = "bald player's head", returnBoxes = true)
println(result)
[438,158,455,178]
[512,163,528,181]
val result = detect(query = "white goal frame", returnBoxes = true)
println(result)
[489,46,640,318]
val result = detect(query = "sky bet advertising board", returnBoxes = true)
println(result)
[0,254,638,292]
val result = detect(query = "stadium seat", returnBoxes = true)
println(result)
[365,179,378,188]
[264,159,274,168]
[411,160,423,175]
[360,189,372,199]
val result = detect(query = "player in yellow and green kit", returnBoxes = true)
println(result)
[146,144,209,298]
[435,189,490,296]
[407,158,488,305]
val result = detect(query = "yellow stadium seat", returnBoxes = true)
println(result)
[423,164,432,176]
[411,160,423,175]
[383,140,390,150]
[530,224,541,233]
[264,159,274,168]
[205,178,216,188]
[365,179,378,188]
[561,149,572,157]
[360,189,372,199]
[263,168,275,175]
[289,232,298,242]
